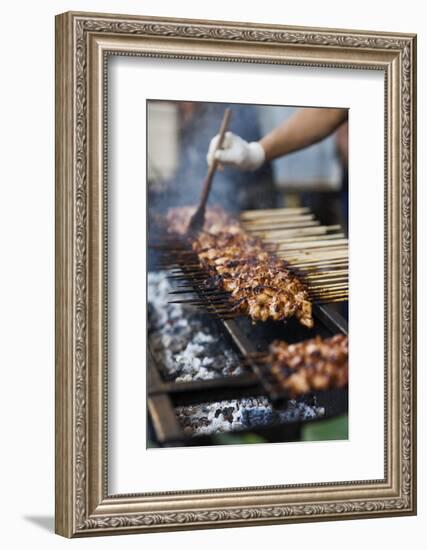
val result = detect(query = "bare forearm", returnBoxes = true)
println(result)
[259,108,348,161]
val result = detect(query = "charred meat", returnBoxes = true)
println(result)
[264,334,348,397]
[166,206,313,327]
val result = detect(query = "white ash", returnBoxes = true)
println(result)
[177,397,325,437]
[148,271,243,380]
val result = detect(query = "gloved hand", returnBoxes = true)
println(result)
[206,131,265,171]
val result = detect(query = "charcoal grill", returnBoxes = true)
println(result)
[147,207,349,445]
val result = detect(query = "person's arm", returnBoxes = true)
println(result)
[207,108,348,171]
[260,108,348,161]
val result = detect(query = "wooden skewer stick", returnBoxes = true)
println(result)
[249,221,321,234]
[240,210,314,220]
[273,243,348,254]
[308,279,348,287]
[307,275,348,287]
[264,234,342,246]
[242,211,310,217]
[312,292,348,300]
[310,292,348,302]
[279,247,344,257]
[307,280,348,288]
[284,243,347,253]
[311,289,349,296]
[278,254,348,269]
[284,247,348,256]
[276,246,348,262]
[290,258,348,269]
[241,206,311,214]
[310,288,349,295]
[240,207,310,218]
[241,214,315,228]
[312,288,349,295]
[309,288,348,299]
[304,269,348,279]
[285,260,348,269]
[295,265,348,275]
[260,225,342,241]
[279,250,348,261]
[263,233,345,245]
[274,239,348,251]
[311,288,349,296]
[309,279,349,287]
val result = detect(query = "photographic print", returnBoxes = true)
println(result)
[55,12,416,537]
[147,100,349,447]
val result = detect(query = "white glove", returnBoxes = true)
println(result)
[206,131,265,171]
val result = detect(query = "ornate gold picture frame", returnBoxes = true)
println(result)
[55,11,416,537]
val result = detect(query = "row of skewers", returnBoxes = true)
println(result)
[246,334,348,399]
[240,207,348,305]
[155,206,348,325]
[150,205,349,401]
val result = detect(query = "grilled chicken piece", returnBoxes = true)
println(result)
[193,230,313,327]
[166,206,313,327]
[267,334,348,397]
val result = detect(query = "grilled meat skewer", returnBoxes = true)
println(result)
[166,206,313,327]
[263,334,348,397]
